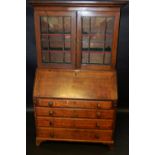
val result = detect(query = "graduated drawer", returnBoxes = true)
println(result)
[36,117,113,129]
[35,107,115,119]
[37,127,113,141]
[36,99,113,109]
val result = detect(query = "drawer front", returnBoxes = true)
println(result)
[37,99,113,109]
[36,117,113,129]
[35,107,115,119]
[37,128,113,141]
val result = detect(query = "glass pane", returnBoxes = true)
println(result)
[40,17,48,33]
[91,17,106,34]
[81,16,114,65]
[64,17,71,34]
[41,35,49,50]
[49,36,63,50]
[48,17,63,33]
[90,52,104,64]
[40,16,71,64]
[82,17,90,34]
[42,50,50,63]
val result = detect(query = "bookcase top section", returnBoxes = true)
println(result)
[33,69,118,100]
[30,0,128,7]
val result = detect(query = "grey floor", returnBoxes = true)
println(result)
[26,110,129,155]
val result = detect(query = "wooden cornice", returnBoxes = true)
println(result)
[30,0,128,7]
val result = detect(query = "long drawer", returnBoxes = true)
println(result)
[37,127,113,141]
[37,99,113,109]
[36,117,113,129]
[35,107,115,119]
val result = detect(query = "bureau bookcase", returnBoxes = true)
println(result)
[30,0,127,148]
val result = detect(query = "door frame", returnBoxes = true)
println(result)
[76,11,120,70]
[34,10,76,69]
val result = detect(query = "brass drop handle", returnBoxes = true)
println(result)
[94,134,99,139]
[49,111,54,116]
[96,111,101,117]
[48,101,53,107]
[97,103,101,109]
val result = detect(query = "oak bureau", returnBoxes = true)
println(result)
[30,0,128,148]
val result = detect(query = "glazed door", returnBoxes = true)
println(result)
[77,11,120,70]
[35,11,76,68]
